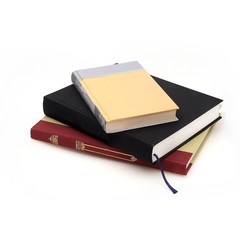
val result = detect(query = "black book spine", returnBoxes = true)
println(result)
[43,95,154,164]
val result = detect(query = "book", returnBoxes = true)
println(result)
[31,116,212,175]
[72,61,179,133]
[43,76,222,164]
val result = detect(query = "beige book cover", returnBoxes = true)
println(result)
[72,61,179,133]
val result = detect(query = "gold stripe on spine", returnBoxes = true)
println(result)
[75,140,137,162]
[49,135,59,145]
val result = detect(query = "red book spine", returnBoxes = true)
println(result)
[31,120,192,175]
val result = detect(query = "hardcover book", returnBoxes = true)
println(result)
[72,61,179,133]
[31,116,211,175]
[43,76,222,164]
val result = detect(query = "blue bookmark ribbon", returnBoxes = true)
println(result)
[153,154,178,194]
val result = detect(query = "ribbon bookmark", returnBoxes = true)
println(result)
[153,154,178,194]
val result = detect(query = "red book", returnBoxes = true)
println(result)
[30,116,211,175]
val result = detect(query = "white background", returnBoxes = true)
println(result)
[0,0,239,239]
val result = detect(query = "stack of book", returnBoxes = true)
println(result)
[31,61,223,193]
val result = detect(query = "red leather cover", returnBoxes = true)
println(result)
[31,118,195,175]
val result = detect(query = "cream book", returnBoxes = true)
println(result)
[71,61,179,133]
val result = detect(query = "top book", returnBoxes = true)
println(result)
[71,61,179,133]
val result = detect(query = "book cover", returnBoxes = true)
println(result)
[43,76,222,164]
[72,61,179,133]
[31,116,211,175]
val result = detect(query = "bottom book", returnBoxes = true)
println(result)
[31,116,211,175]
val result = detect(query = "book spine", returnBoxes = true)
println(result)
[30,124,137,163]
[30,120,188,175]
[72,72,107,132]
[43,93,154,164]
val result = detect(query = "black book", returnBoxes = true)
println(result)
[43,76,222,164]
